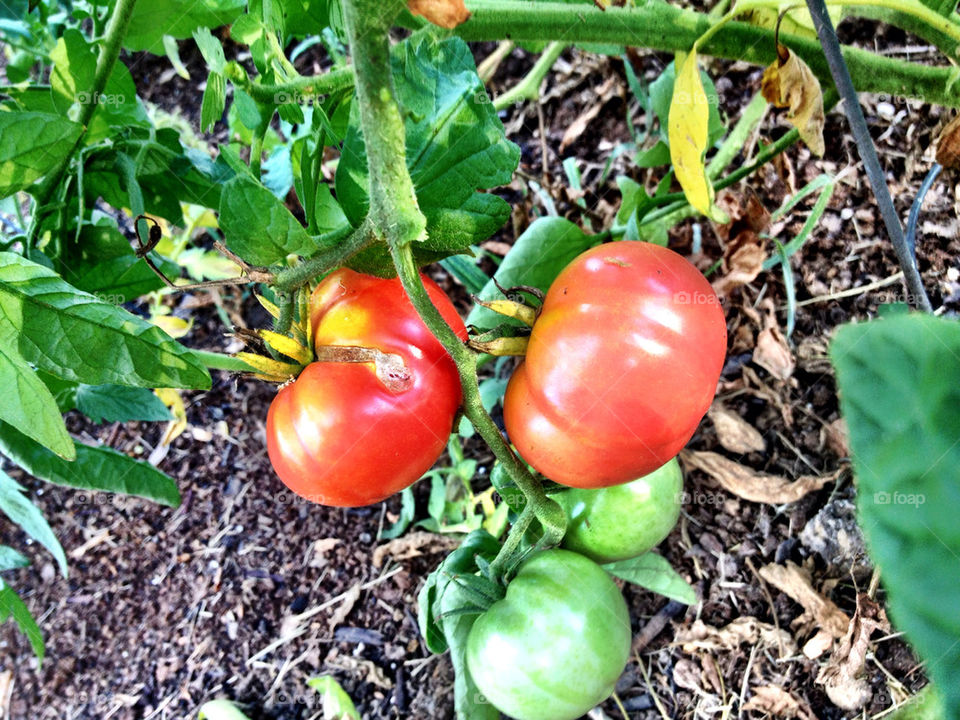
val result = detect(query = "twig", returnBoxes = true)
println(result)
[790,271,905,308]
[804,0,932,312]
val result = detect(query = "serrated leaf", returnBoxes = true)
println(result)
[0,345,74,459]
[0,580,44,662]
[467,217,595,328]
[218,176,316,265]
[76,385,173,424]
[0,112,82,197]
[831,314,960,717]
[0,468,67,576]
[603,552,697,605]
[0,423,181,507]
[336,35,518,273]
[124,0,245,54]
[668,52,724,221]
[201,71,226,132]
[0,252,210,389]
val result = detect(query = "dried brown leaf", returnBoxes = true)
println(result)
[372,531,459,568]
[758,561,850,638]
[712,231,767,296]
[560,76,619,151]
[817,595,890,710]
[408,0,470,28]
[743,686,817,720]
[327,583,361,632]
[761,44,825,156]
[935,114,960,169]
[802,629,836,659]
[708,403,766,454]
[755,325,795,379]
[676,617,797,654]
[681,450,838,504]
[822,418,850,458]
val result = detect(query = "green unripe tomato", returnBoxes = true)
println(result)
[556,458,683,564]
[466,549,631,720]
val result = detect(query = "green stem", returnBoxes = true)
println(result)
[249,122,267,179]
[224,62,355,105]
[459,0,960,108]
[194,350,259,373]
[342,0,566,556]
[25,0,139,245]
[487,504,535,579]
[271,219,376,292]
[493,41,565,110]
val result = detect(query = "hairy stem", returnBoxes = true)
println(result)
[459,0,960,108]
[224,62,355,104]
[271,220,376,292]
[342,0,566,557]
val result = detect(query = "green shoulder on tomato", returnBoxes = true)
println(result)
[556,458,683,564]
[466,549,631,720]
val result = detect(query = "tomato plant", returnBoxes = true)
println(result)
[557,457,683,564]
[266,269,467,507]
[503,240,727,488]
[466,549,631,720]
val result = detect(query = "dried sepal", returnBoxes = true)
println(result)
[260,329,314,365]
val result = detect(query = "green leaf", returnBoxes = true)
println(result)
[50,28,96,115]
[0,252,211,390]
[193,27,227,73]
[201,72,226,132]
[0,345,74,459]
[0,423,181,507]
[467,217,595,328]
[0,112,82,198]
[0,579,44,662]
[336,35,519,273]
[0,468,67,576]
[0,546,29,572]
[380,487,416,540]
[197,699,252,720]
[831,314,960,718]
[124,0,246,54]
[603,552,697,605]
[306,676,361,720]
[76,385,172,424]
[218,176,316,265]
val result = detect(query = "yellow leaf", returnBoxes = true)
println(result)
[668,52,724,221]
[255,294,282,320]
[155,388,187,446]
[260,329,313,365]
[472,298,537,327]
[235,352,302,381]
[408,0,470,28]
[761,45,825,156]
[151,315,193,339]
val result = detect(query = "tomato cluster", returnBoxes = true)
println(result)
[264,241,725,720]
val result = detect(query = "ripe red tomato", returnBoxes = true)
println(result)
[503,241,727,488]
[266,268,467,507]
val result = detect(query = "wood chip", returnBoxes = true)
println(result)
[817,594,890,710]
[372,531,459,568]
[743,685,817,720]
[758,561,850,639]
[708,403,766,454]
[681,450,839,504]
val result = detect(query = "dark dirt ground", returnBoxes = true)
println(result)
[2,13,958,720]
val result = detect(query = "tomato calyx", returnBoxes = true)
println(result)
[313,344,412,392]
[467,325,530,356]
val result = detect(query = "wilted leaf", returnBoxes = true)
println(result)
[668,51,725,221]
[681,450,839,504]
[761,44,825,156]
[755,324,795,379]
[817,595,889,710]
[408,0,470,28]
[743,686,817,720]
[676,617,796,654]
[712,231,766,296]
[707,403,766,453]
[372,531,459,568]
[758,561,850,638]
[935,114,960,169]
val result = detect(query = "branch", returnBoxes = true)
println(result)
[341,0,567,560]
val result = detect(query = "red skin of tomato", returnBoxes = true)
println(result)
[266,268,466,507]
[503,241,727,488]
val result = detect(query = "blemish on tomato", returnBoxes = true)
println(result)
[602,257,631,267]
